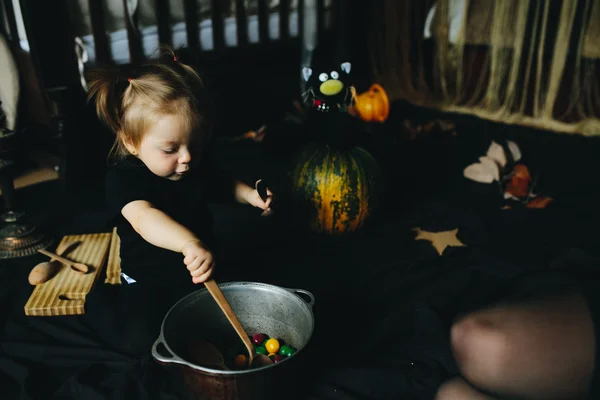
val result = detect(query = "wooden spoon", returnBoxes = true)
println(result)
[204,279,273,368]
[187,338,228,370]
[28,241,82,285]
[28,261,60,285]
[38,249,89,273]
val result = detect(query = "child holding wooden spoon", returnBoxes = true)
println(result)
[85,47,274,356]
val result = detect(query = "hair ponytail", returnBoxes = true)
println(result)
[156,45,213,136]
[86,67,129,134]
[88,46,213,162]
[157,46,194,74]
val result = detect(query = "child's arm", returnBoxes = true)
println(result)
[233,180,273,211]
[233,180,255,204]
[122,200,199,252]
[122,200,214,283]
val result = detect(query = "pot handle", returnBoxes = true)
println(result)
[286,288,315,308]
[151,333,193,368]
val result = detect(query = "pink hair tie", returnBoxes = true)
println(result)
[127,77,132,83]
[173,56,179,62]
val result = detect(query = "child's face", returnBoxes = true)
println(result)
[134,114,200,181]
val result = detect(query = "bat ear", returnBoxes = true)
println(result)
[302,67,313,82]
[340,62,351,74]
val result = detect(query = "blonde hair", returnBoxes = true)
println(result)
[87,47,211,162]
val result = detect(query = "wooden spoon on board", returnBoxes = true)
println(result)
[28,241,83,285]
[38,249,89,273]
[28,261,61,285]
[204,279,273,368]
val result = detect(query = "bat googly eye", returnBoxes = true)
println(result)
[330,71,339,79]
[319,73,328,82]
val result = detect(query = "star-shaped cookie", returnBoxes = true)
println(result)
[413,228,466,255]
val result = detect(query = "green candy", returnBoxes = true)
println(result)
[279,345,296,357]
[255,346,268,355]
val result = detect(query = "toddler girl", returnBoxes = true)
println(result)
[85,48,272,355]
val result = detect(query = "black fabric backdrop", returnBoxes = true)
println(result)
[2,102,600,400]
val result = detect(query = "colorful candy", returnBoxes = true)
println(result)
[252,333,267,346]
[264,338,280,354]
[279,345,295,357]
[233,354,247,368]
[230,333,298,369]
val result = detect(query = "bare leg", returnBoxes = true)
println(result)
[435,377,498,400]
[439,292,595,399]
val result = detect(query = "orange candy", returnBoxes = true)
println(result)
[233,354,247,368]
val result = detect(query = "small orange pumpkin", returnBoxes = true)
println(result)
[350,84,390,123]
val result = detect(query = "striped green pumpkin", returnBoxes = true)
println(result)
[289,142,382,235]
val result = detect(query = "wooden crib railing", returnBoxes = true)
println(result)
[84,0,335,66]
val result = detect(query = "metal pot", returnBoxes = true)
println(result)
[152,282,315,400]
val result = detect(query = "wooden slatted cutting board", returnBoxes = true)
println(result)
[24,232,112,316]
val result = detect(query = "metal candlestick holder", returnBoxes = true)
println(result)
[0,128,52,259]
[0,210,53,259]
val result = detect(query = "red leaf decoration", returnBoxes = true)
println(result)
[513,164,532,182]
[526,197,553,209]
[505,164,532,198]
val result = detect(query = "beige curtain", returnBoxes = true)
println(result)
[369,0,600,136]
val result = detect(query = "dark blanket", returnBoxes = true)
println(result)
[3,204,599,400]
[2,107,600,400]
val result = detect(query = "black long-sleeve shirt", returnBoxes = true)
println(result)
[104,152,234,285]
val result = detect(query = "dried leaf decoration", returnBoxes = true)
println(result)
[478,156,500,182]
[463,162,497,183]
[463,141,554,209]
[505,164,532,198]
[486,140,507,167]
[506,140,522,162]
[526,197,553,209]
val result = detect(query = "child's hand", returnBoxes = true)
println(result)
[182,240,215,284]
[246,185,274,216]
